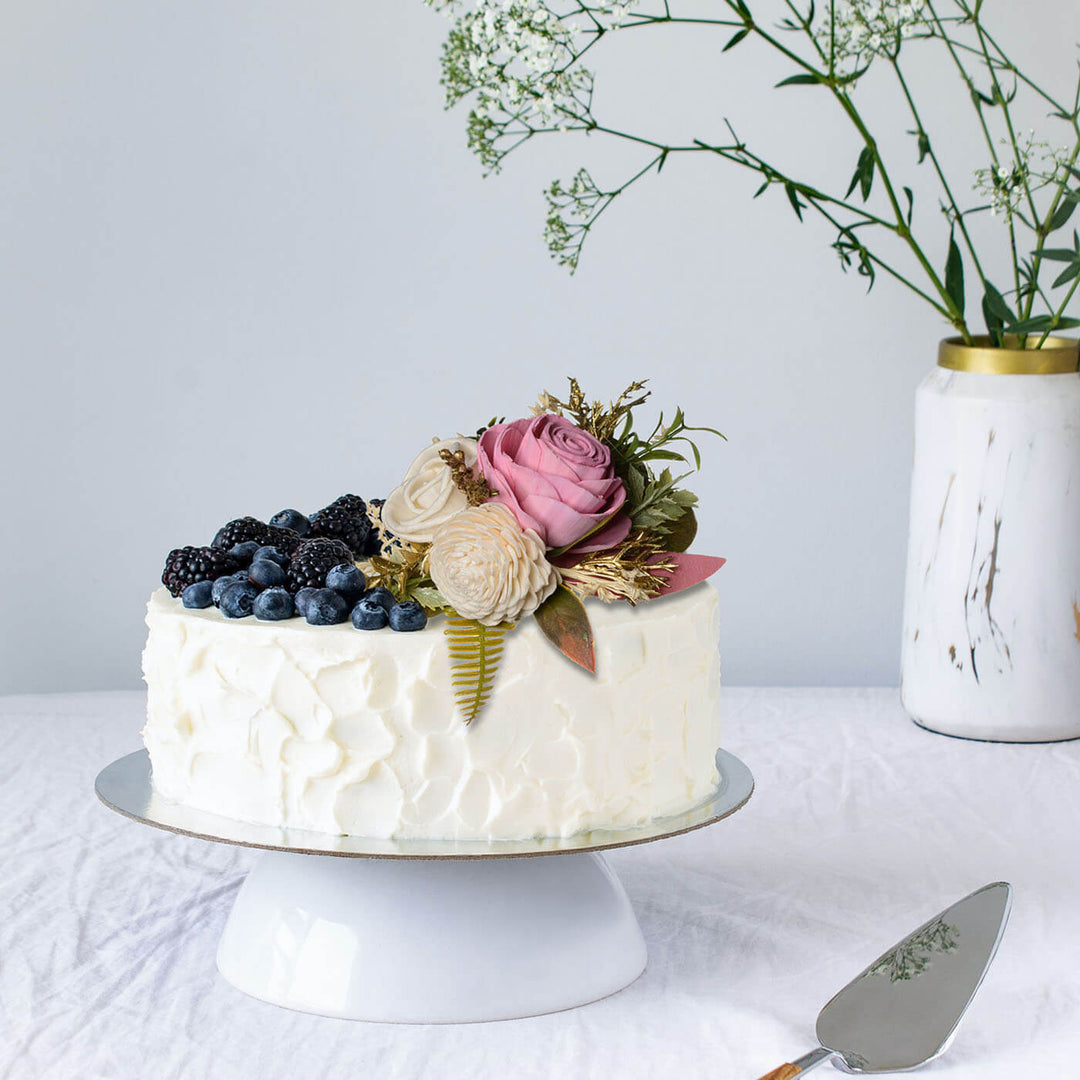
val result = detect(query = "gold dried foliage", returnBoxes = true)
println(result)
[559,531,676,605]
[439,448,498,506]
[364,542,432,601]
[544,378,651,444]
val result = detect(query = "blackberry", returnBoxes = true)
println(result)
[286,538,356,592]
[308,504,372,557]
[162,546,241,598]
[211,517,302,556]
[323,494,367,518]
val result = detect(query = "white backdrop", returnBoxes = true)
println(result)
[2,0,1077,693]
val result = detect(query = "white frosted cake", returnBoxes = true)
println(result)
[142,582,721,840]
[142,380,727,841]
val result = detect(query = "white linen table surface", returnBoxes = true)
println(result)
[2,687,1078,1080]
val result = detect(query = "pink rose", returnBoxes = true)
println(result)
[477,415,631,551]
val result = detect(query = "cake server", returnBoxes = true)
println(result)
[756,881,1011,1079]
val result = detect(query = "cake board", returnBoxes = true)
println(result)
[95,748,754,1023]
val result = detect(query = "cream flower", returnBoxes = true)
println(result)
[381,437,479,544]
[429,503,559,626]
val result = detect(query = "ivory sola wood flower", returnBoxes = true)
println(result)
[428,503,559,626]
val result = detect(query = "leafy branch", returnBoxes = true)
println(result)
[425,0,1080,347]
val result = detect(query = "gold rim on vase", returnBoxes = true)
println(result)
[938,335,1080,375]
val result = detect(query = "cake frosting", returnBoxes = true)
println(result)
[142,582,721,840]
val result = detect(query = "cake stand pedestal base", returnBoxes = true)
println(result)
[216,850,648,1022]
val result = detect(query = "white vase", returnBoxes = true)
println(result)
[901,336,1080,741]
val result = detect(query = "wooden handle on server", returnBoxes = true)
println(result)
[755,1066,802,1080]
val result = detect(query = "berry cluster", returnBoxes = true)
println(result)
[160,495,425,633]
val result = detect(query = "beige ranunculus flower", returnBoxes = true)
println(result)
[429,503,559,626]
[380,437,479,544]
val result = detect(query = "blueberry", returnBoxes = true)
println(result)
[360,586,396,612]
[351,597,389,630]
[248,558,287,589]
[270,509,310,536]
[389,600,427,632]
[220,580,260,619]
[325,563,367,602]
[229,541,260,566]
[305,588,349,625]
[181,580,215,609]
[253,587,295,621]
[294,586,319,618]
[212,572,248,606]
[254,545,289,568]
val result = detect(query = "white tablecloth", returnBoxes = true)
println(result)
[3,688,1078,1079]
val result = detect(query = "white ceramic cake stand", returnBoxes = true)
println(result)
[95,749,753,1023]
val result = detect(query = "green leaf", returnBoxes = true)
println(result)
[1049,200,1078,232]
[916,132,930,164]
[723,27,750,52]
[1038,248,1080,262]
[903,186,915,227]
[534,587,596,673]
[982,281,1012,346]
[661,506,698,553]
[784,181,805,221]
[775,73,821,87]
[945,234,965,317]
[1005,315,1056,333]
[845,146,875,202]
[1052,261,1080,289]
[982,282,1014,323]
[408,584,453,613]
[444,618,512,725]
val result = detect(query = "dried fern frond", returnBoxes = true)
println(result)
[444,617,513,725]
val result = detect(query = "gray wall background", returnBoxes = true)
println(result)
[3,1,1077,694]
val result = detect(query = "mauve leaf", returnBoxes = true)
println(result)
[648,554,727,596]
[534,586,596,673]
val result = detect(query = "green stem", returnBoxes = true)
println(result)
[692,140,954,319]
[891,58,989,287]
[733,3,969,334]
[1036,274,1080,347]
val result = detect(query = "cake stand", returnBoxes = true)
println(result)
[95,749,753,1023]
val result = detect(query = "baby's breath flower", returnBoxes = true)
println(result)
[815,0,928,81]
[437,0,596,172]
[544,168,613,271]
[973,131,1072,218]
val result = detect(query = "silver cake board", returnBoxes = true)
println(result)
[96,748,753,1022]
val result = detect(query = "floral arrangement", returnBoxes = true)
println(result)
[370,379,725,721]
[423,0,1080,349]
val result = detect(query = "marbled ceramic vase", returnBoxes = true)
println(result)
[901,336,1080,741]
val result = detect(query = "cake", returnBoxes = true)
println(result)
[142,379,726,841]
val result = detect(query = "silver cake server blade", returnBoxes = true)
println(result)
[755,881,1012,1079]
